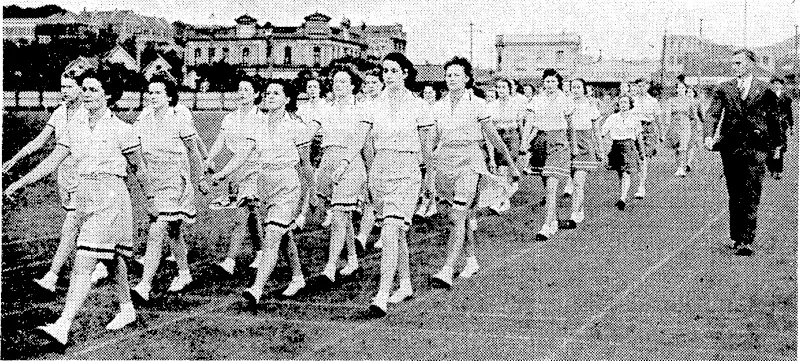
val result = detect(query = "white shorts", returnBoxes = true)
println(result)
[316,147,367,212]
[74,175,134,260]
[148,158,197,223]
[433,143,487,210]
[369,151,421,227]
[257,165,303,231]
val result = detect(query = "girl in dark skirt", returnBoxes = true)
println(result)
[600,95,643,210]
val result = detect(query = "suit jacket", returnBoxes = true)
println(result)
[776,93,794,134]
[704,78,784,153]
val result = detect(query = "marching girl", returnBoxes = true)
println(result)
[297,78,332,227]
[2,73,110,291]
[430,57,520,288]
[307,66,368,283]
[205,79,313,303]
[664,78,703,177]
[354,69,382,249]
[600,95,644,210]
[204,77,265,276]
[564,78,603,228]
[629,78,663,199]
[4,68,151,344]
[520,69,574,241]
[130,75,206,303]
[485,77,525,212]
[339,52,436,315]
[414,84,440,221]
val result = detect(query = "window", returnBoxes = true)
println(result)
[194,48,201,60]
[313,46,321,67]
[242,47,250,64]
[284,46,292,65]
[208,47,215,63]
[556,50,565,62]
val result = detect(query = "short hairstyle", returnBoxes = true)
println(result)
[239,75,264,104]
[331,65,363,94]
[523,84,536,94]
[78,66,124,107]
[770,77,785,85]
[617,95,635,111]
[149,74,179,107]
[264,78,298,113]
[570,78,588,95]
[733,48,757,63]
[542,68,562,88]
[422,84,439,100]
[382,52,417,90]
[443,56,474,89]
[494,77,513,94]
[364,67,383,83]
[633,77,649,84]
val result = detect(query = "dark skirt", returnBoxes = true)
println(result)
[607,139,640,174]
[640,122,658,158]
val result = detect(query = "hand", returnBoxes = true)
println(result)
[509,166,521,182]
[198,178,211,195]
[203,159,216,173]
[2,159,17,174]
[294,213,307,229]
[487,162,498,174]
[773,148,782,160]
[331,160,349,183]
[703,137,715,151]
[3,183,21,201]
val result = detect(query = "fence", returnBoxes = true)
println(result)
[3,91,252,111]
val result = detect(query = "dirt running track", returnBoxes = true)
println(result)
[1,111,796,360]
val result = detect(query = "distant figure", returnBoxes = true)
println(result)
[704,49,785,256]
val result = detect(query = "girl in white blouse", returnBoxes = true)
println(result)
[600,95,644,210]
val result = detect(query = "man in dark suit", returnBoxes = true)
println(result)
[703,49,785,256]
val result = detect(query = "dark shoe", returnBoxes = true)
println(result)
[562,220,577,229]
[734,245,753,256]
[615,200,626,211]
[241,288,259,308]
[539,196,546,206]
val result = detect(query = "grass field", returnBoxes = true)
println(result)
[1,110,797,360]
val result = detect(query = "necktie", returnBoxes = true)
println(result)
[738,79,747,100]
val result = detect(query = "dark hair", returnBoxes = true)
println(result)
[79,66,124,106]
[239,75,263,104]
[305,77,324,97]
[617,95,635,111]
[331,65,362,94]
[633,77,649,84]
[382,52,416,90]
[422,85,439,100]
[149,74,179,106]
[264,78,298,113]
[443,56,474,89]
[364,67,383,83]
[494,77,513,94]
[733,48,757,63]
[522,84,536,94]
[770,77,785,85]
[542,68,563,88]
[570,78,588,95]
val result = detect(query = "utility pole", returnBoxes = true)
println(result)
[743,0,748,47]
[795,24,798,75]
[470,22,474,64]
[660,27,667,86]
[697,18,703,80]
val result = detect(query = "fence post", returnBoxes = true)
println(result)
[193,90,198,111]
[220,91,225,110]
[15,90,20,108]
[39,90,44,109]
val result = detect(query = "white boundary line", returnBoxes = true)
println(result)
[548,207,727,360]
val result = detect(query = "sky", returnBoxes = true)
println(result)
[10,0,800,68]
